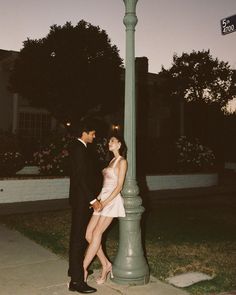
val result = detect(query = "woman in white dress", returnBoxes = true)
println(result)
[83,134,127,284]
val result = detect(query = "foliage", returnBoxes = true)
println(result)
[95,137,108,162]
[144,136,216,175]
[156,50,236,165]
[157,50,236,108]
[175,136,215,173]
[0,151,25,176]
[0,131,21,153]
[32,133,109,176]
[0,131,25,176]
[33,134,72,176]
[9,20,123,124]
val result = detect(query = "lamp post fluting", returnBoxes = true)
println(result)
[112,0,149,285]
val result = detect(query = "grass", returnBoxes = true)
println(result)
[0,194,236,295]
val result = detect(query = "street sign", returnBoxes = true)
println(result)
[221,14,236,35]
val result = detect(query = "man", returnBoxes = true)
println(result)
[68,119,101,293]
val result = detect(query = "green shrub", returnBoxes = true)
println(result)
[176,136,216,173]
[0,132,25,176]
[0,151,25,176]
[33,134,71,176]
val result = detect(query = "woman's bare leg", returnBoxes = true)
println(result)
[86,215,110,266]
[83,216,113,276]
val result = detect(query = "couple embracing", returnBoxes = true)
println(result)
[68,120,127,293]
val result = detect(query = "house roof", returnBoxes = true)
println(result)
[0,49,18,71]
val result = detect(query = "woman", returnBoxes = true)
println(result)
[83,134,127,284]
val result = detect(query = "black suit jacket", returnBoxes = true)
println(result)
[69,139,96,208]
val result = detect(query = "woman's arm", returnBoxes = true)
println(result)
[100,159,127,208]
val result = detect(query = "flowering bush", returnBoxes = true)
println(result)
[0,151,25,176]
[96,137,108,162]
[175,136,215,173]
[33,135,72,176]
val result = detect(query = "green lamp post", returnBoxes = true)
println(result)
[112,0,150,285]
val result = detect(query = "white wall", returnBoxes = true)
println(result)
[0,173,218,203]
[146,173,218,190]
[224,162,236,172]
[0,178,69,203]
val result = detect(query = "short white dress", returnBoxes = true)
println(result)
[93,156,126,217]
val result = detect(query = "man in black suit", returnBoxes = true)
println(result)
[68,120,101,293]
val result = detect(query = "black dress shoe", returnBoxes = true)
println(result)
[69,281,97,293]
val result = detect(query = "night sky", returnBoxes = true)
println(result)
[0,0,236,74]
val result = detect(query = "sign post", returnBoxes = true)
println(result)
[221,14,236,35]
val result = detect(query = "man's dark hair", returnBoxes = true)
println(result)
[71,118,96,137]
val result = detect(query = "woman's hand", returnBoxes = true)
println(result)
[92,200,102,212]
[100,201,106,210]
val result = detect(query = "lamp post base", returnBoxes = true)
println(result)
[111,195,150,285]
[112,273,150,285]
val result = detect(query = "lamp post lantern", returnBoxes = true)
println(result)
[112,0,149,285]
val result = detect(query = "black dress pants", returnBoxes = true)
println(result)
[68,205,92,283]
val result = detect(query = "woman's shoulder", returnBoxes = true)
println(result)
[118,157,127,166]
[119,156,126,161]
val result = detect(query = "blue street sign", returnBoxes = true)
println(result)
[221,14,236,35]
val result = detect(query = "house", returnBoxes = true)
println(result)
[0,49,57,139]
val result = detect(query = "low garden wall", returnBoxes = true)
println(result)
[224,162,236,172]
[146,173,218,191]
[0,177,69,203]
[0,173,218,203]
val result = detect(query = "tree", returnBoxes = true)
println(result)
[158,50,236,109]
[156,50,236,168]
[10,21,123,124]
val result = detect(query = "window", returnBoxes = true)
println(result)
[18,111,51,139]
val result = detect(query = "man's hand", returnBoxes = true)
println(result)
[92,200,102,212]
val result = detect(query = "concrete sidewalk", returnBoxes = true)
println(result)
[0,224,189,295]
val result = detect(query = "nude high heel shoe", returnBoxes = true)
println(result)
[96,264,114,285]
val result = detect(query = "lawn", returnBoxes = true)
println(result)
[0,193,236,295]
